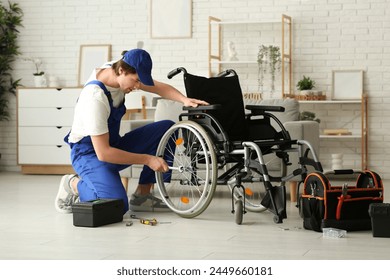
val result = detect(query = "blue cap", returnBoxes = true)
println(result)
[122,49,154,86]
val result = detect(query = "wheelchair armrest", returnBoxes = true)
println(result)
[183,104,222,111]
[245,104,285,115]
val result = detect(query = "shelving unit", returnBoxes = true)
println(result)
[208,14,292,98]
[17,87,80,174]
[17,88,158,175]
[299,95,368,170]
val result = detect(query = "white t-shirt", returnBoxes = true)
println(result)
[68,62,125,143]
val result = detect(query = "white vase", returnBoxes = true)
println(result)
[300,90,312,96]
[49,76,60,88]
[33,74,47,87]
[331,153,344,170]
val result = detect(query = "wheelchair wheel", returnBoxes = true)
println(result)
[155,121,218,218]
[234,199,244,225]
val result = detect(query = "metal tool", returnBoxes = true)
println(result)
[130,214,158,226]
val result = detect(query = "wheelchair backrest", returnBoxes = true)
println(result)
[183,73,248,141]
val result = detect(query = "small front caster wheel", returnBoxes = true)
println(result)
[273,215,282,224]
[234,199,244,225]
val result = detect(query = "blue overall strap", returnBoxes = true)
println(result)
[84,79,125,146]
[64,80,113,146]
[85,80,112,103]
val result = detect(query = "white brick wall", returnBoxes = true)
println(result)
[1,0,389,179]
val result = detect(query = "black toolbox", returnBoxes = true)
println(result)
[72,199,124,227]
[369,203,390,238]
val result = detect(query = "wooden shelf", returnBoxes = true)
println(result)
[298,99,362,104]
[210,19,281,25]
[210,60,258,64]
[208,14,292,98]
[299,95,368,170]
[320,134,362,139]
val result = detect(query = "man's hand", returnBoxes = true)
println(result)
[146,155,169,172]
[183,98,209,108]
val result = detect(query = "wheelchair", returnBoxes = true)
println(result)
[155,68,323,224]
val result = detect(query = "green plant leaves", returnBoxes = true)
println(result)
[0,1,23,120]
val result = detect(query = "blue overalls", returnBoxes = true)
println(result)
[65,80,174,213]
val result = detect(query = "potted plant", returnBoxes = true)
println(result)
[268,45,281,96]
[257,45,281,98]
[0,1,23,121]
[22,57,46,87]
[296,75,316,95]
[299,111,320,123]
[257,45,268,94]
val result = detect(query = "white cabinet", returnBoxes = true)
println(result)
[17,87,81,174]
[208,14,292,98]
[299,95,368,170]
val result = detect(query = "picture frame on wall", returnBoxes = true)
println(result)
[78,44,112,86]
[332,69,363,100]
[150,0,192,39]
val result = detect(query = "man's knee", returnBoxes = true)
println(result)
[157,120,175,130]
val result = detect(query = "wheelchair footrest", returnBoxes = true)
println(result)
[261,185,287,222]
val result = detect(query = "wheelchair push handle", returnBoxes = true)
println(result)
[167,67,187,79]
[217,69,238,77]
[168,67,237,79]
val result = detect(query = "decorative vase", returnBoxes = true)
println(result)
[331,153,343,170]
[49,76,60,88]
[227,41,238,61]
[300,90,312,96]
[33,74,47,87]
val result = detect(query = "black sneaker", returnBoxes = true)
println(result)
[129,193,170,212]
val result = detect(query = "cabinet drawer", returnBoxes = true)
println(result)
[18,108,74,126]
[18,145,71,165]
[19,127,70,145]
[18,88,80,108]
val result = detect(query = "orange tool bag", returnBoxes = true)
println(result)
[299,170,384,232]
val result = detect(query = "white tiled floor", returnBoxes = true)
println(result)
[0,171,389,260]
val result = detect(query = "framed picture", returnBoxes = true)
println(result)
[332,70,363,100]
[150,0,192,39]
[78,44,111,86]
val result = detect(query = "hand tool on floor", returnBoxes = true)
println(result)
[130,214,158,226]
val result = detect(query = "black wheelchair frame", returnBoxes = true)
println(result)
[155,68,322,224]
